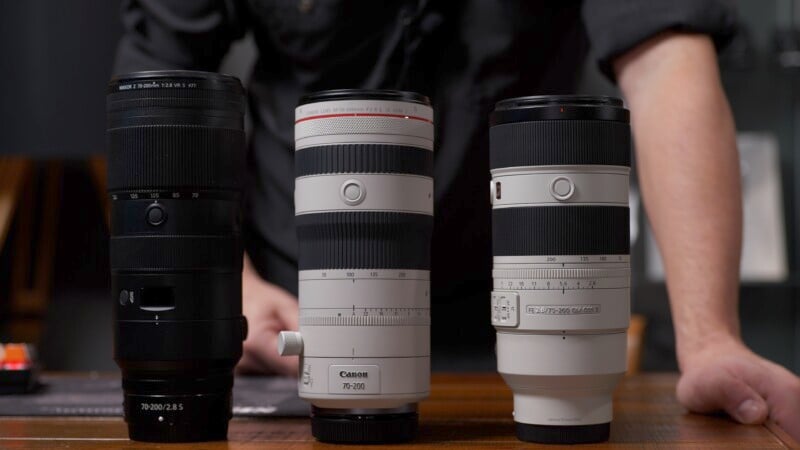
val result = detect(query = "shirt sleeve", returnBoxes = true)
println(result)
[581,0,738,81]
[113,0,246,75]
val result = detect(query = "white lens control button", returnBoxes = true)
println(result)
[549,176,575,201]
[340,179,366,205]
[277,331,303,356]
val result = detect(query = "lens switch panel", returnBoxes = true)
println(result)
[491,291,519,327]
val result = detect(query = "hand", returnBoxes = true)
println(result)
[236,258,299,376]
[676,337,800,441]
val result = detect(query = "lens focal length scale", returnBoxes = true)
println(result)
[492,266,630,291]
[491,262,629,331]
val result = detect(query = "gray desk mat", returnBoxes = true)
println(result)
[0,375,309,417]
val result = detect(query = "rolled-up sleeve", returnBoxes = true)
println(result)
[113,0,246,75]
[582,0,738,81]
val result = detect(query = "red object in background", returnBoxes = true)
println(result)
[0,343,38,394]
[1,344,30,370]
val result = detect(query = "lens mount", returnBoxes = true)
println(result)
[516,422,610,444]
[310,406,418,444]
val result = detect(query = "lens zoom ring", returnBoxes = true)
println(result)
[296,212,432,270]
[107,126,244,191]
[492,206,629,256]
[110,235,242,271]
[490,120,630,169]
[295,145,433,177]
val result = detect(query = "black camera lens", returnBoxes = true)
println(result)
[107,70,247,442]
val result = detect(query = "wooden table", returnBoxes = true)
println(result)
[0,373,796,449]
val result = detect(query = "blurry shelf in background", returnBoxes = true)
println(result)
[0,158,31,247]
[87,155,108,227]
[0,160,62,344]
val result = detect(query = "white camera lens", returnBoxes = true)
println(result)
[489,96,631,444]
[288,89,434,444]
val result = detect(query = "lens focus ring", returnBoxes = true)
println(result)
[108,126,244,191]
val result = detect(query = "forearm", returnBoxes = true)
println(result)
[614,32,743,369]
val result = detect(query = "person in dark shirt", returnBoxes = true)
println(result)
[114,0,800,438]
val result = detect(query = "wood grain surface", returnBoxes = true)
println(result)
[0,373,796,449]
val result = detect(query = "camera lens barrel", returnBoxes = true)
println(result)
[489,96,631,444]
[107,70,247,443]
[287,89,433,444]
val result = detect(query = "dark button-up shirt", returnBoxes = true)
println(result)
[114,0,736,351]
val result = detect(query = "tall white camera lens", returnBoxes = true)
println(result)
[281,90,433,444]
[489,96,631,444]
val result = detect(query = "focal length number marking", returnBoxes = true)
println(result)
[299,269,429,281]
[109,190,237,201]
[140,402,184,412]
[492,266,630,291]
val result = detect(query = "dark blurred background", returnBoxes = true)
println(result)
[0,0,797,374]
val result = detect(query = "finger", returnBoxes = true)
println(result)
[677,369,768,424]
[239,343,299,376]
[236,350,270,375]
[274,293,299,331]
[757,361,800,441]
[261,284,299,331]
[240,338,299,376]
